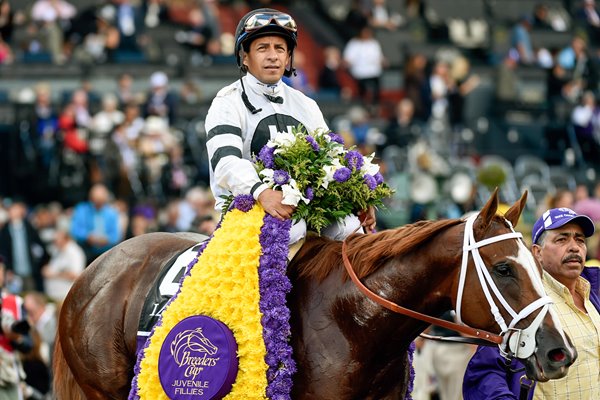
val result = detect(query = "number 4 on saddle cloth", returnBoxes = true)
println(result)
[135,237,305,357]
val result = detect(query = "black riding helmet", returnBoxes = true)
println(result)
[234,8,298,77]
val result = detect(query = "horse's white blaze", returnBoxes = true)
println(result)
[548,306,576,357]
[510,241,545,297]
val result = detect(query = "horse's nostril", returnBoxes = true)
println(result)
[548,348,567,363]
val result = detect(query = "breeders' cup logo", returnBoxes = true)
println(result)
[159,316,238,399]
[170,328,220,378]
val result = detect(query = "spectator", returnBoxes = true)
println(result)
[176,186,215,232]
[142,71,177,124]
[138,116,177,198]
[0,36,12,64]
[141,0,168,29]
[0,0,16,43]
[160,143,190,201]
[463,208,600,399]
[70,183,121,265]
[368,0,403,30]
[343,0,369,40]
[30,0,77,64]
[41,229,85,303]
[178,78,203,105]
[403,53,431,122]
[174,6,214,62]
[382,98,419,150]
[343,25,386,107]
[574,183,600,222]
[100,0,144,60]
[0,200,49,293]
[537,189,576,219]
[157,199,180,233]
[72,5,120,64]
[282,50,314,96]
[31,83,59,170]
[317,46,349,100]
[557,36,599,94]
[126,204,157,238]
[115,73,136,108]
[89,93,125,177]
[19,328,50,400]
[571,90,600,162]
[510,15,537,65]
[0,258,32,400]
[575,0,600,45]
[22,292,56,366]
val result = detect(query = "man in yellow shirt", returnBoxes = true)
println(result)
[464,207,600,399]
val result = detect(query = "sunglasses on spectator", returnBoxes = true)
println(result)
[244,12,298,33]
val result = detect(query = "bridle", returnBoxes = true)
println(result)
[342,213,553,358]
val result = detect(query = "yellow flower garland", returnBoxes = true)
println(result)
[136,205,268,399]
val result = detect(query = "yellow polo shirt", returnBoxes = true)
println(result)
[533,271,600,399]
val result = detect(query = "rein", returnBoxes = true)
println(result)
[342,213,552,352]
[341,237,503,345]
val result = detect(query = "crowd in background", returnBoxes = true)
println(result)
[2,0,600,399]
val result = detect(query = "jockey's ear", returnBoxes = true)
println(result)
[504,191,527,228]
[475,187,499,233]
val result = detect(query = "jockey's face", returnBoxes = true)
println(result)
[243,35,290,85]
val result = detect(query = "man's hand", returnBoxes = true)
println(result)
[358,207,376,233]
[258,189,295,220]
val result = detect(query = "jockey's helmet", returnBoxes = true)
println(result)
[234,8,298,77]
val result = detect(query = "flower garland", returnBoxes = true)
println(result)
[129,196,295,399]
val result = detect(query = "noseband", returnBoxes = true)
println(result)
[342,213,553,358]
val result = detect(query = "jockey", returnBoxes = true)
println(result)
[205,8,375,243]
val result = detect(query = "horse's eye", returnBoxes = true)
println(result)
[493,263,513,278]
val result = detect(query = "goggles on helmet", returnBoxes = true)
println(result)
[243,12,297,33]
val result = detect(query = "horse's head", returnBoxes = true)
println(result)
[457,188,576,381]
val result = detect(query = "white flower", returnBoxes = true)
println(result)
[259,169,275,186]
[272,131,297,153]
[281,179,308,206]
[321,158,344,189]
[327,143,345,158]
[360,153,380,175]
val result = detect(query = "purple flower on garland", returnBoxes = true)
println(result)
[333,167,352,183]
[258,145,276,169]
[345,150,364,170]
[305,187,314,201]
[273,170,290,185]
[374,172,384,185]
[363,174,377,190]
[259,214,296,400]
[232,194,255,212]
[327,132,344,144]
[305,135,320,151]
[406,341,416,400]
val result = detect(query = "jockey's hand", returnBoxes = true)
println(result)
[258,189,295,221]
[358,207,376,233]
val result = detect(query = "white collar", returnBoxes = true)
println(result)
[245,73,284,98]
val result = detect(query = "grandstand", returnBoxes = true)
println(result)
[0,0,598,221]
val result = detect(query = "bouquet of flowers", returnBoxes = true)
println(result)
[250,125,394,234]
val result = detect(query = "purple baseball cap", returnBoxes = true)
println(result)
[532,207,595,244]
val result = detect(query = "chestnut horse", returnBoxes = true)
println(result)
[54,190,576,399]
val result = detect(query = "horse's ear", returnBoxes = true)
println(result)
[503,190,528,227]
[475,187,500,232]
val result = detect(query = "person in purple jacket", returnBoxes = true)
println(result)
[463,207,600,400]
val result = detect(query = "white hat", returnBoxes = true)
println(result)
[150,71,168,88]
[143,116,168,134]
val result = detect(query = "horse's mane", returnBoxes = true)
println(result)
[291,218,463,282]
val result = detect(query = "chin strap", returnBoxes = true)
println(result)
[239,75,262,114]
